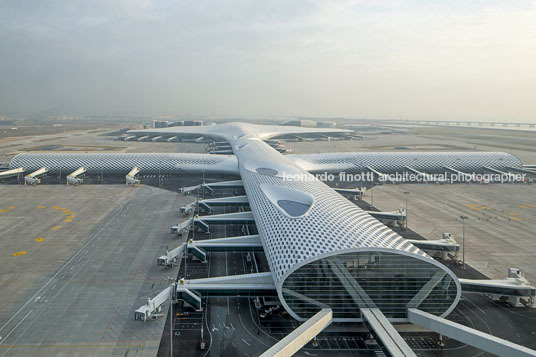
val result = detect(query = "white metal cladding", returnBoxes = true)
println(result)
[290,152,522,174]
[219,129,431,285]
[241,165,426,284]
[9,153,239,175]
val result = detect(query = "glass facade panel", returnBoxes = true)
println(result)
[282,251,458,320]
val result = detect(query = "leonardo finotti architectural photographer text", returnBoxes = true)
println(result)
[282,171,527,183]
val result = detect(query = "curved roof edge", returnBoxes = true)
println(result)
[276,246,462,322]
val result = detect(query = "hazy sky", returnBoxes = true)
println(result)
[1,0,535,121]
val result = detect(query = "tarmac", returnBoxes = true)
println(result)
[0,184,195,356]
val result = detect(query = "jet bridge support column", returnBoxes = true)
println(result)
[260,308,333,357]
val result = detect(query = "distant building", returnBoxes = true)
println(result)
[0,119,14,126]
[280,120,317,127]
[317,121,336,128]
[152,120,169,128]
[169,121,184,127]
[184,120,203,126]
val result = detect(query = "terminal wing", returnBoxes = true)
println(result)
[289,152,524,183]
[8,153,239,175]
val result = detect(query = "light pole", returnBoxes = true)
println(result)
[170,295,173,357]
[460,215,468,269]
[404,191,410,231]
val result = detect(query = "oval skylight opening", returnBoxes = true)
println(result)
[256,167,278,176]
[277,200,311,217]
[260,183,314,218]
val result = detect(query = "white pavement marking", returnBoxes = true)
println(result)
[0,310,33,346]
[241,338,250,346]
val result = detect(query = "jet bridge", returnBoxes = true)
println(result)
[134,283,175,322]
[366,166,401,183]
[180,201,198,215]
[460,268,536,307]
[0,167,24,179]
[137,135,149,141]
[170,219,192,236]
[66,167,86,185]
[367,209,406,227]
[180,184,201,195]
[260,308,333,357]
[180,180,244,195]
[157,243,186,268]
[483,166,519,182]
[405,165,446,183]
[126,167,140,185]
[187,244,207,262]
[407,233,459,259]
[508,166,536,178]
[198,195,249,213]
[361,308,416,357]
[177,272,276,297]
[166,136,177,142]
[444,166,473,182]
[188,235,263,252]
[193,211,255,233]
[334,187,366,200]
[408,308,536,357]
[201,180,243,194]
[25,167,48,185]
[151,136,162,142]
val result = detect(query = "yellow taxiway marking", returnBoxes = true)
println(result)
[13,251,27,257]
[509,216,522,222]
[51,225,62,230]
[64,210,71,214]
[66,215,75,219]
[8,206,16,209]
[0,209,8,213]
[64,219,72,222]
[37,205,46,209]
[519,204,536,209]
[35,237,45,242]
[509,211,520,216]
[464,203,482,211]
